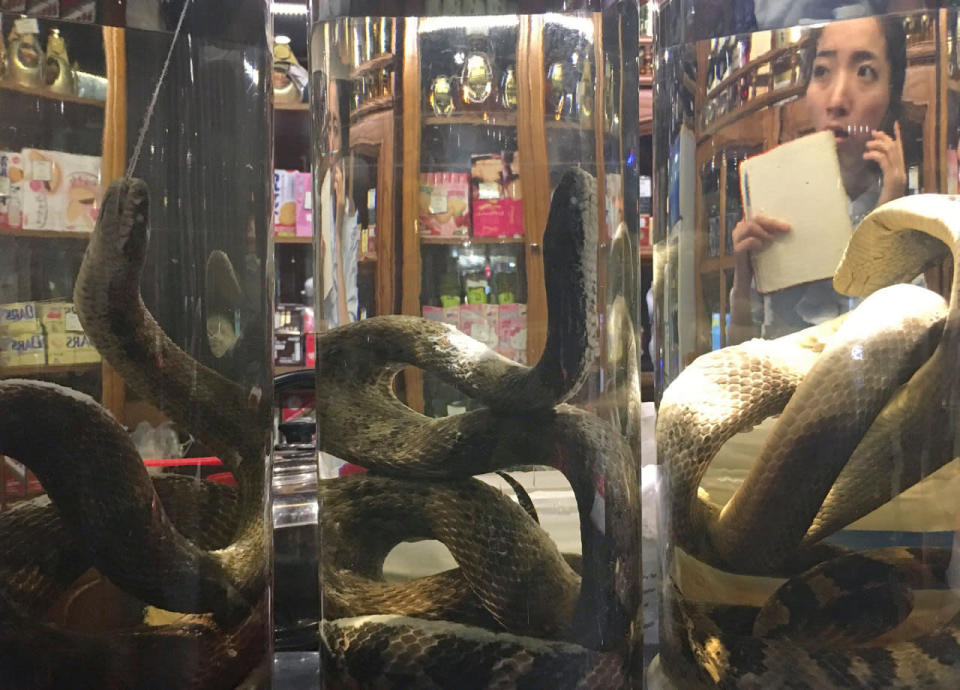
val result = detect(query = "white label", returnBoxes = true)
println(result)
[32,160,52,182]
[639,176,652,197]
[0,178,10,196]
[14,18,39,35]
[478,182,500,200]
[65,312,82,331]
[429,191,448,214]
[304,192,312,211]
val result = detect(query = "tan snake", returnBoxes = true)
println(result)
[658,194,960,687]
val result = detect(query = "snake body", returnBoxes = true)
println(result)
[658,195,960,686]
[0,178,271,687]
[0,168,643,686]
[314,168,641,685]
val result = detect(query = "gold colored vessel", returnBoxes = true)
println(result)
[44,28,76,96]
[7,19,44,89]
[273,35,303,105]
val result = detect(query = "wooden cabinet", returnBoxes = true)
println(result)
[0,22,126,417]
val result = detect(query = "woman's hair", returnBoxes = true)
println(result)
[803,15,908,132]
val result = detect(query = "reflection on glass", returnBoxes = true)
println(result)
[654,7,960,689]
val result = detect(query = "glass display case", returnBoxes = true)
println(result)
[309,1,644,687]
[653,2,960,687]
[0,2,272,686]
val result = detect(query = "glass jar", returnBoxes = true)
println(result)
[652,3,960,688]
[308,1,644,687]
[0,3,273,687]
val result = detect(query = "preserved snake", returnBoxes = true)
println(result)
[658,194,960,687]
[0,168,644,687]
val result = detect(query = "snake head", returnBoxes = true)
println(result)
[97,177,150,265]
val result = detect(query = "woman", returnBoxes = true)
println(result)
[729,15,907,340]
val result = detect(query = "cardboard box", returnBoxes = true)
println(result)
[45,332,72,365]
[470,153,523,238]
[295,171,312,237]
[422,305,460,329]
[69,333,100,364]
[274,333,304,366]
[459,303,498,349]
[273,169,297,236]
[0,151,25,229]
[419,172,470,237]
[0,302,39,335]
[0,332,46,367]
[497,302,527,364]
[38,301,71,333]
[21,149,101,233]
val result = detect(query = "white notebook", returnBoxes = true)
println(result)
[739,131,852,294]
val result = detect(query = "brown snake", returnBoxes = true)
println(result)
[658,194,960,687]
[0,168,643,687]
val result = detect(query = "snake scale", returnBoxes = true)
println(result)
[658,194,960,688]
[0,168,643,687]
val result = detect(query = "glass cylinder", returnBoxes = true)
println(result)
[308,1,644,687]
[0,3,273,686]
[652,3,960,688]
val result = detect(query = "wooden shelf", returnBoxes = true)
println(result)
[274,364,311,375]
[349,53,396,79]
[705,41,810,101]
[0,227,90,240]
[423,111,517,127]
[275,235,311,244]
[699,83,805,141]
[420,235,524,245]
[545,118,593,131]
[351,96,394,121]
[274,101,308,111]
[359,254,377,263]
[1,362,100,377]
[699,255,737,274]
[0,81,105,108]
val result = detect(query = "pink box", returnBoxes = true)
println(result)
[422,305,460,329]
[295,171,312,237]
[459,304,498,349]
[470,152,524,238]
[497,302,527,364]
[273,169,297,236]
[21,149,101,233]
[419,172,470,237]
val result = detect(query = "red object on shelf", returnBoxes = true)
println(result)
[142,457,235,485]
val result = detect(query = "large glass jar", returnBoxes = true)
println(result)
[0,2,273,687]
[307,1,644,686]
[652,2,960,687]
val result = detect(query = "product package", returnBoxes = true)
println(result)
[470,152,523,238]
[0,302,39,335]
[69,333,100,364]
[496,302,527,364]
[0,332,45,367]
[273,169,298,236]
[422,305,461,329]
[21,149,101,233]
[418,172,470,237]
[295,171,312,237]
[0,151,25,229]
[459,303,498,349]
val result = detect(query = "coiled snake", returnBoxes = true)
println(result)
[0,168,643,687]
[658,194,960,688]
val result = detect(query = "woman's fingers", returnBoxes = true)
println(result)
[869,121,907,204]
[732,216,791,253]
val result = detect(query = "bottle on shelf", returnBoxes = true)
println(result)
[273,35,305,104]
[8,16,44,89]
[576,49,594,128]
[500,64,517,110]
[44,28,76,96]
[459,26,496,111]
[429,74,455,115]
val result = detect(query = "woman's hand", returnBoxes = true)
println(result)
[865,121,906,206]
[731,215,791,253]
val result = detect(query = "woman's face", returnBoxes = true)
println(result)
[805,18,891,166]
